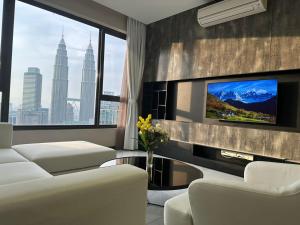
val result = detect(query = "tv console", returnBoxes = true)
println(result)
[142,70,300,176]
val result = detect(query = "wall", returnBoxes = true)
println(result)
[144,0,300,81]
[35,0,127,33]
[13,128,117,147]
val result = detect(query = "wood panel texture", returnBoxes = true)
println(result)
[144,0,300,82]
[157,120,300,162]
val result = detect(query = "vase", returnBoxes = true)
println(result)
[146,149,154,181]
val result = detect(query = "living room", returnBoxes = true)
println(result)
[0,0,299,225]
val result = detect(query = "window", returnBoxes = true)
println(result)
[99,34,126,125]
[1,0,126,128]
[9,1,99,125]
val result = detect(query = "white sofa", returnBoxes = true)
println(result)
[165,161,300,225]
[0,123,148,225]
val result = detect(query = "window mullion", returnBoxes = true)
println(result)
[95,29,105,126]
[101,95,120,102]
[0,0,15,122]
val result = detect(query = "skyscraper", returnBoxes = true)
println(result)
[79,40,96,123]
[22,67,42,111]
[50,34,69,124]
[100,91,119,125]
[17,67,49,125]
[66,103,75,123]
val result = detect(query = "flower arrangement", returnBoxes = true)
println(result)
[136,114,169,152]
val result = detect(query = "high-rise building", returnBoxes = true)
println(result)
[22,67,42,111]
[50,34,69,124]
[17,67,49,125]
[66,103,74,123]
[79,40,96,123]
[17,108,48,125]
[100,92,119,125]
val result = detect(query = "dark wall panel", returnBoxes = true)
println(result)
[144,0,300,82]
[269,0,300,71]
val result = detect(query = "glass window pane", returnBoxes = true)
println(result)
[100,101,119,125]
[102,34,126,97]
[9,1,99,125]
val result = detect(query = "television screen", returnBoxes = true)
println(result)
[206,79,278,124]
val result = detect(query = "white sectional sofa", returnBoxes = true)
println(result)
[0,123,148,225]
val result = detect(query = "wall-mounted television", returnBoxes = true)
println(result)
[206,79,278,124]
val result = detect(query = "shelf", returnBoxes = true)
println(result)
[142,81,169,120]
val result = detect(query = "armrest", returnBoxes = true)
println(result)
[188,179,300,225]
[244,161,300,187]
[0,165,148,225]
[0,123,12,148]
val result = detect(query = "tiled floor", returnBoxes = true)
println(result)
[116,150,242,225]
[146,205,164,225]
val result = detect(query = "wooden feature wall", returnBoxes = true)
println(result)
[158,120,300,162]
[144,0,300,82]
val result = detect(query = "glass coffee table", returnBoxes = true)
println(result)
[101,156,203,205]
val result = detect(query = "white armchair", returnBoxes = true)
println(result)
[165,161,300,225]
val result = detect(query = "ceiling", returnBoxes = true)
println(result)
[92,0,214,24]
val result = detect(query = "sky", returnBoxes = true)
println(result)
[208,80,278,96]
[7,1,126,110]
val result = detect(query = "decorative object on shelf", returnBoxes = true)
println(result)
[136,114,169,181]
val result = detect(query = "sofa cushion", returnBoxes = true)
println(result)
[13,141,116,173]
[0,162,52,185]
[164,192,193,225]
[0,148,28,164]
[0,123,13,148]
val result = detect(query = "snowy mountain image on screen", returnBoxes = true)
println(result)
[206,79,278,124]
[212,88,274,103]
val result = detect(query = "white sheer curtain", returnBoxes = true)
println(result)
[123,18,146,150]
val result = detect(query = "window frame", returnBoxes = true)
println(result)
[0,0,126,130]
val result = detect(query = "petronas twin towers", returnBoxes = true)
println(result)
[50,34,96,124]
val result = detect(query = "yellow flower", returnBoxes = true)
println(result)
[141,124,147,131]
[137,114,155,132]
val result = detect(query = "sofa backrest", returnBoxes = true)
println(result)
[0,123,12,148]
[245,161,300,187]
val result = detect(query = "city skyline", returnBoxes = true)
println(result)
[9,1,125,110]
[13,35,118,125]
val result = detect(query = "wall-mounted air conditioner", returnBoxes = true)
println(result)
[198,0,267,27]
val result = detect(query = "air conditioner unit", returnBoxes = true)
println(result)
[198,0,267,27]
